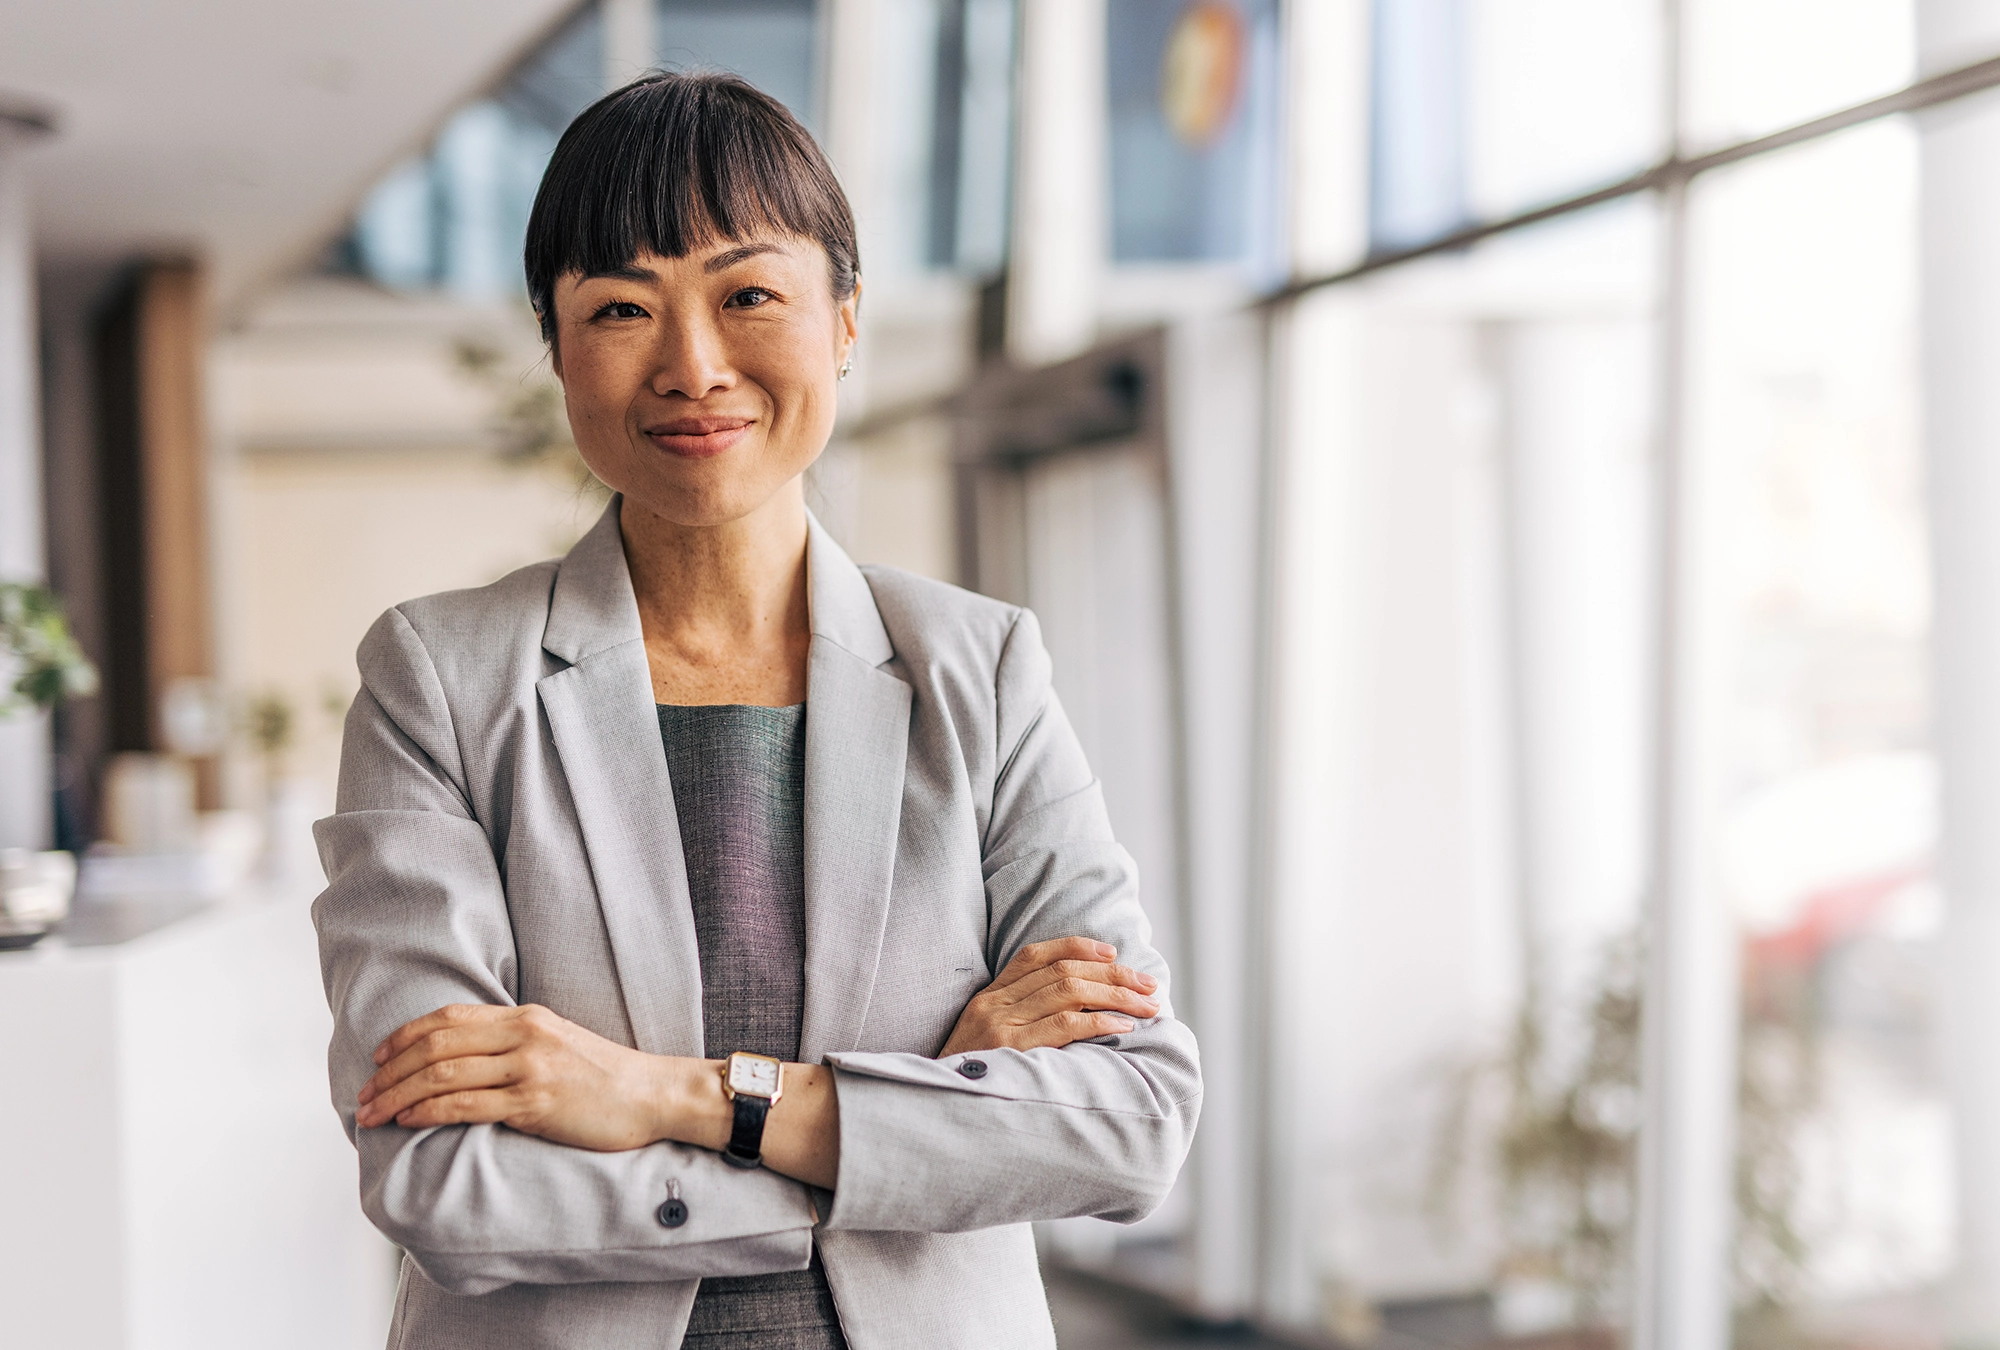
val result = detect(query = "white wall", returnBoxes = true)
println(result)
[0,123,51,850]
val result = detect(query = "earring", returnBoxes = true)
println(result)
[839,359,852,380]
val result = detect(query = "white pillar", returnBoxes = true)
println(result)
[1284,0,1371,278]
[1631,179,1738,1350]
[1917,6,2000,1338]
[1165,308,1268,1321]
[1257,2,1373,1331]
[602,0,655,88]
[1497,320,1653,1062]
[818,0,880,412]
[0,119,51,851]
[1006,0,1105,366]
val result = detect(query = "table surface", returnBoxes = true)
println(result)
[0,872,394,1349]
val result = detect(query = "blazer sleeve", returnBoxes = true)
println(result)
[819,608,1203,1233]
[312,608,817,1296]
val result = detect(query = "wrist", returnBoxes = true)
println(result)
[652,1056,733,1151]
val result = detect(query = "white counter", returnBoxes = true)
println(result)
[0,883,394,1349]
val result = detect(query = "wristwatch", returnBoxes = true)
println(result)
[720,1051,784,1169]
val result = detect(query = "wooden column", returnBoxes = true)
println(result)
[93,260,217,807]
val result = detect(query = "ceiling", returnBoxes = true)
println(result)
[0,0,582,315]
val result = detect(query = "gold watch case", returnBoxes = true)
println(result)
[723,1051,784,1104]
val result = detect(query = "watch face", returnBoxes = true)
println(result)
[728,1054,781,1099]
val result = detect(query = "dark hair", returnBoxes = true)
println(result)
[523,71,859,342]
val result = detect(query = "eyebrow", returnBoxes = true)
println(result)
[703,242,784,273]
[582,262,660,283]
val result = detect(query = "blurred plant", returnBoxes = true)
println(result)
[1733,952,1819,1349]
[1483,939,1643,1326]
[0,581,99,717]
[454,336,573,464]
[243,690,295,780]
[453,336,612,514]
[320,681,353,726]
[1432,931,1817,1340]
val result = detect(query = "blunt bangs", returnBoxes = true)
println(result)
[523,71,859,341]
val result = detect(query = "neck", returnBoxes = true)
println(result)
[619,483,810,658]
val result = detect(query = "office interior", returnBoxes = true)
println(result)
[0,1,1992,1347]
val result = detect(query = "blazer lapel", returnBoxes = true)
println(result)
[798,518,912,1063]
[538,499,705,1056]
[535,502,910,1064]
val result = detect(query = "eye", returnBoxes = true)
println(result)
[724,287,775,310]
[591,300,648,321]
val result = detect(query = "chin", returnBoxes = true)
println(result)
[619,474,795,531]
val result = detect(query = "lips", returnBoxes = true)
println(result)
[642,416,755,459]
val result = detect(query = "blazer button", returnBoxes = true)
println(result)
[958,1058,988,1079]
[658,1198,689,1228]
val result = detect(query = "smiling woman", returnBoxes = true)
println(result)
[310,72,1200,1350]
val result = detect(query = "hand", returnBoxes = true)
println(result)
[939,937,1160,1058]
[356,1004,681,1152]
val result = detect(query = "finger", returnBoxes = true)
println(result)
[993,937,1117,989]
[374,1004,517,1065]
[999,959,1158,1006]
[1007,1010,1138,1052]
[1009,976,1159,1025]
[390,1087,525,1131]
[359,1053,521,1128]
[362,1021,527,1104]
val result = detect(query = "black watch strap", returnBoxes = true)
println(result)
[722,1092,771,1169]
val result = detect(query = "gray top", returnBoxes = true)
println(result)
[658,704,845,1350]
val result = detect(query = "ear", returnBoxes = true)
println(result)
[837,278,862,360]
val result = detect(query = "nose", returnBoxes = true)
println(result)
[649,310,733,400]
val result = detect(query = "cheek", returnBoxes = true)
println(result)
[554,358,646,492]
[745,341,836,454]
[557,348,624,422]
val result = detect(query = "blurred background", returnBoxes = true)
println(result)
[0,0,1993,1347]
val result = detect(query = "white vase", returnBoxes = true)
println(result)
[0,848,78,949]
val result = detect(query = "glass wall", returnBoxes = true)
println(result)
[926,0,1018,275]
[1689,118,1942,1341]
[1370,0,1662,249]
[1682,0,1914,149]
[1270,198,1660,1340]
[336,0,1016,300]
[1253,0,1966,1345]
[347,4,603,299]
[653,0,819,128]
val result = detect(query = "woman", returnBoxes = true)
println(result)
[314,73,1200,1350]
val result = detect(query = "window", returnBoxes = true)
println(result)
[1260,0,1977,1342]
[654,0,819,131]
[347,4,603,299]
[1107,0,1282,269]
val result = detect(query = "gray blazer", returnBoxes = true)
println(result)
[313,499,1202,1349]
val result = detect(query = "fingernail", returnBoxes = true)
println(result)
[374,1046,388,1065]
[1136,973,1158,991]
[1111,1018,1136,1032]
[1095,942,1115,959]
[358,1083,375,1104]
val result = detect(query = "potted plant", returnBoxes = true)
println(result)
[0,581,99,947]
